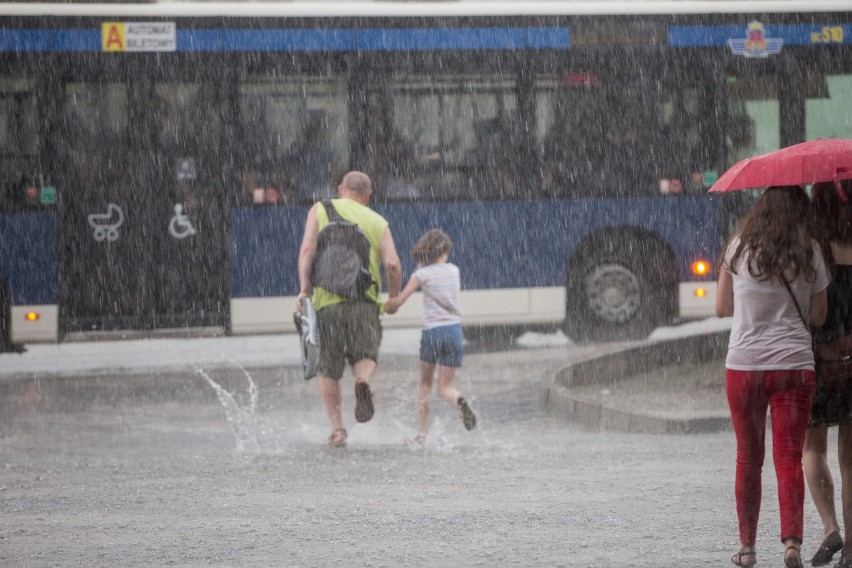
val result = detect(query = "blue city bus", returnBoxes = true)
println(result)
[1,1,850,348]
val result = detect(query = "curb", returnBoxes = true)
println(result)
[545,330,732,434]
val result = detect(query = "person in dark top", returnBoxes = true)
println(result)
[805,179,852,568]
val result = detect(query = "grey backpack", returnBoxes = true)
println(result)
[310,200,378,301]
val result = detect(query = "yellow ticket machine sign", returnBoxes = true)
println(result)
[102,22,176,52]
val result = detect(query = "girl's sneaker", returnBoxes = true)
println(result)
[458,397,476,431]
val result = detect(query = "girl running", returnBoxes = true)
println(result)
[384,228,476,444]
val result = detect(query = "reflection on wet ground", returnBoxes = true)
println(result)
[0,353,833,567]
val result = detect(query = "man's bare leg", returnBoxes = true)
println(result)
[318,375,344,439]
[352,359,377,384]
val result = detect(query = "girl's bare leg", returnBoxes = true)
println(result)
[418,361,436,440]
[435,365,461,406]
[436,365,475,430]
[805,426,841,537]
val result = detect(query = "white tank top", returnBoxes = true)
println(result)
[723,238,829,371]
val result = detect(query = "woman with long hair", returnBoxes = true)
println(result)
[717,185,830,568]
[804,180,852,568]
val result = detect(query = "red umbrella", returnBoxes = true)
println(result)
[708,139,852,198]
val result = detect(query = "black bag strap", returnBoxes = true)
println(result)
[782,276,810,333]
[321,199,345,223]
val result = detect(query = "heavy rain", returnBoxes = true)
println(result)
[1,1,852,567]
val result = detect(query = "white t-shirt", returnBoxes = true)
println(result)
[413,262,461,329]
[723,238,830,371]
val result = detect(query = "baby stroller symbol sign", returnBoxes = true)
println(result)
[87,203,124,242]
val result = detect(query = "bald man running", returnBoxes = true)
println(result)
[296,171,402,447]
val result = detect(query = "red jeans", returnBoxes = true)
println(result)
[726,369,816,547]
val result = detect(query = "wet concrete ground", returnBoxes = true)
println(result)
[0,347,836,568]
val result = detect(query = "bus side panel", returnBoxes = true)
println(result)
[229,202,539,333]
[230,201,538,299]
[643,197,717,283]
[0,212,58,342]
[231,207,305,299]
[525,196,717,285]
[228,197,717,333]
[376,201,533,290]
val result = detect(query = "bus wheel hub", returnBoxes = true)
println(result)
[586,264,641,323]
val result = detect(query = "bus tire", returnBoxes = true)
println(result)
[563,231,677,344]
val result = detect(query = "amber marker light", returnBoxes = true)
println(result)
[691,260,710,276]
[694,288,708,299]
[25,311,40,322]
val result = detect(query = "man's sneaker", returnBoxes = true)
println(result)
[354,381,374,423]
[458,397,476,431]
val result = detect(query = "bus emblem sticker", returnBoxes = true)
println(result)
[729,21,783,58]
[87,203,125,242]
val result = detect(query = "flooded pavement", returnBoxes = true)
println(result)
[0,343,835,568]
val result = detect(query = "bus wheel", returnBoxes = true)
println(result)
[564,235,675,343]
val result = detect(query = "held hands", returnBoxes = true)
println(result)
[384,297,400,315]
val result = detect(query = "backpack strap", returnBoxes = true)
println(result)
[321,199,344,223]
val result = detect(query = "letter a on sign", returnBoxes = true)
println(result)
[102,22,126,51]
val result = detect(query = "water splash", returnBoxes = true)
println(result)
[196,364,260,452]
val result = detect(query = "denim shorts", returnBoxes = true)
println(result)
[420,323,463,368]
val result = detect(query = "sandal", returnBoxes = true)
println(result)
[354,381,374,423]
[731,550,756,567]
[811,531,843,566]
[784,544,803,568]
[458,397,476,431]
[328,428,347,447]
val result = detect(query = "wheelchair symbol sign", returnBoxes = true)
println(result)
[169,203,197,239]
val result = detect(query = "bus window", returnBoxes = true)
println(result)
[725,75,780,166]
[806,73,852,139]
[660,80,718,196]
[62,82,130,205]
[536,69,678,198]
[377,73,519,202]
[366,86,418,203]
[153,82,221,214]
[239,75,348,206]
[0,76,40,211]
